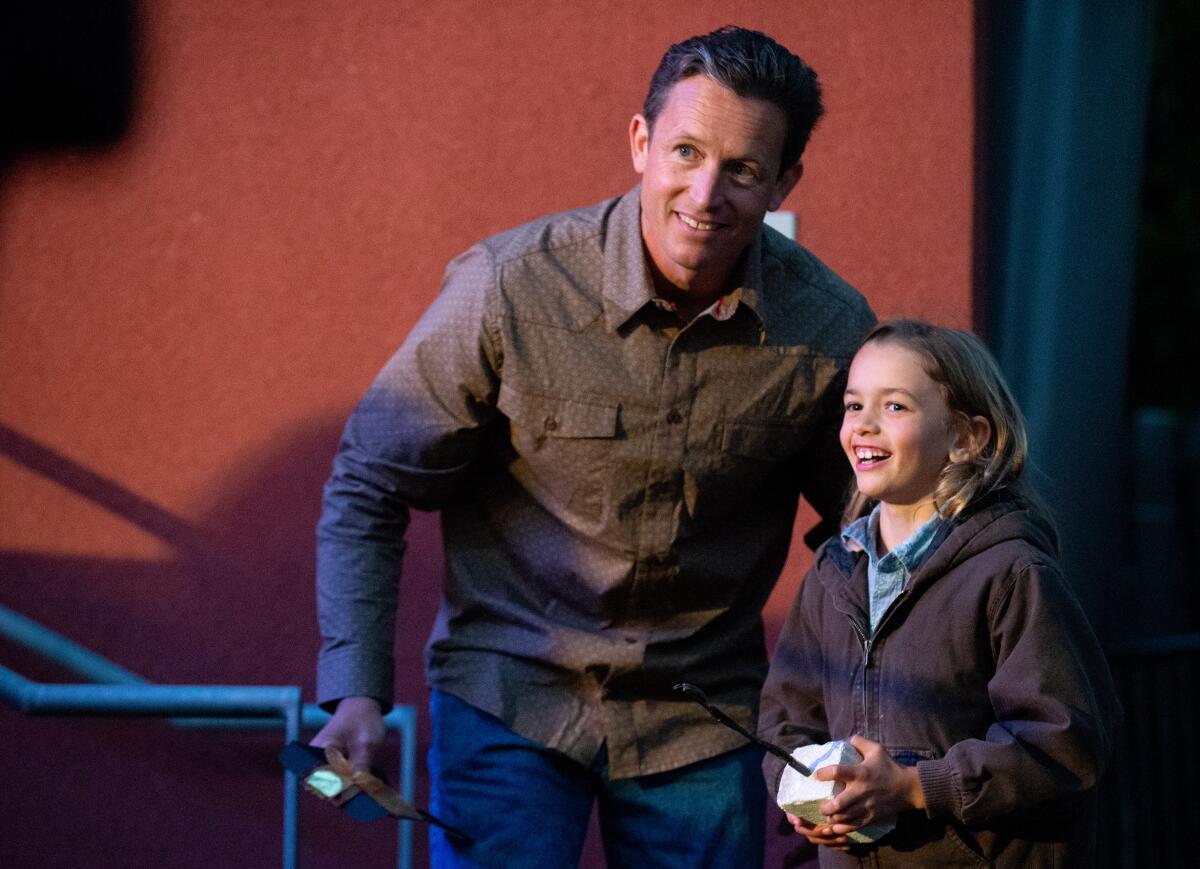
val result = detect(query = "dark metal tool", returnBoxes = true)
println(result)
[673,681,812,776]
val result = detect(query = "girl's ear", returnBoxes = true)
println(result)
[950,415,991,464]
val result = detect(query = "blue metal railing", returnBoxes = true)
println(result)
[0,604,416,869]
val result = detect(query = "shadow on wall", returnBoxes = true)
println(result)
[0,417,816,869]
[3,407,1124,869]
[0,7,581,864]
[0,418,446,869]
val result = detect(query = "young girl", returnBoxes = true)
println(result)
[759,319,1118,867]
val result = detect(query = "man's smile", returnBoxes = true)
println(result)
[676,212,722,231]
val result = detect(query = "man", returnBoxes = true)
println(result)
[313,26,874,868]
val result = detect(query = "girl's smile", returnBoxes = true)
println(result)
[840,341,964,536]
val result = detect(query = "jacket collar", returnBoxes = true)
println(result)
[814,492,1051,631]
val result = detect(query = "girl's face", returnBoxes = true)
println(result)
[840,340,963,509]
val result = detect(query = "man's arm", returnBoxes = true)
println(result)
[311,244,502,766]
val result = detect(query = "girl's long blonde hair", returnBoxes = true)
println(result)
[843,319,1038,527]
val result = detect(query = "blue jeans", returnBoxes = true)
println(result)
[428,690,766,869]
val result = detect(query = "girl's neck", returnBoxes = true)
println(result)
[877,499,939,553]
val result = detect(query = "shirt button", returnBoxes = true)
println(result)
[544,416,558,432]
[666,409,682,424]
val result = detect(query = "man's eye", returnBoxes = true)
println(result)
[731,163,756,178]
[676,145,694,158]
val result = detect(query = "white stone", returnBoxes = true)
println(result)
[776,740,896,844]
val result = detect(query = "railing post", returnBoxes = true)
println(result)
[283,688,302,869]
[398,706,416,869]
[2,608,417,869]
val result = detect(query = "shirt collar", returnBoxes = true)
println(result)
[842,505,943,573]
[601,185,767,338]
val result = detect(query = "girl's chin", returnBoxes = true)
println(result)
[852,476,888,499]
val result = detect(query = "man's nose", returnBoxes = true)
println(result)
[688,164,724,209]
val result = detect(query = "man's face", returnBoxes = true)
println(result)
[630,75,802,297]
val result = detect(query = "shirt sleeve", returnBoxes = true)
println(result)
[916,559,1120,826]
[315,243,502,709]
[795,296,875,549]
[795,365,854,549]
[758,559,834,798]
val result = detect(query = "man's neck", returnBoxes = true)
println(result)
[645,254,734,322]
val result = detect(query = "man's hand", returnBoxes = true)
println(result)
[310,695,386,771]
[785,812,853,852]
[816,735,925,829]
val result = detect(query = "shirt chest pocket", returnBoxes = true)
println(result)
[670,418,811,528]
[719,420,806,462]
[497,383,620,527]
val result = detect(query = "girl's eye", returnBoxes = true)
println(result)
[886,402,907,412]
[844,402,862,412]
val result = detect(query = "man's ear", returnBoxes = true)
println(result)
[629,114,650,174]
[768,160,803,212]
[950,415,992,464]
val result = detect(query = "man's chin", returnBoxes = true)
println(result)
[663,244,737,281]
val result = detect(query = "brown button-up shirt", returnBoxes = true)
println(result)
[316,187,874,778]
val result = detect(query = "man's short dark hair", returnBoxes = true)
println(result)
[643,26,824,172]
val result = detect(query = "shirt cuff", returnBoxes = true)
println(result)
[316,645,394,712]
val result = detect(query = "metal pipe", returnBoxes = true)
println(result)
[283,693,302,869]
[0,605,144,684]
[170,702,411,731]
[1,607,416,868]
[1,666,305,869]
[18,683,300,717]
[398,706,417,869]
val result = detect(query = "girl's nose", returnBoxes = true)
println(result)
[854,413,879,434]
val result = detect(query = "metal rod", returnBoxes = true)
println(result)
[0,605,144,684]
[398,705,417,869]
[2,607,418,868]
[18,683,300,716]
[283,694,301,869]
[673,682,812,776]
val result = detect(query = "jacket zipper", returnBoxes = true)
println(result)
[848,617,872,735]
[849,591,909,740]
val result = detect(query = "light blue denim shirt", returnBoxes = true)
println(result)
[842,505,942,637]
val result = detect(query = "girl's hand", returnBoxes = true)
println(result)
[785,812,853,852]
[816,735,926,828]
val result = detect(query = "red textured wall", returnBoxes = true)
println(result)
[0,2,974,867]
